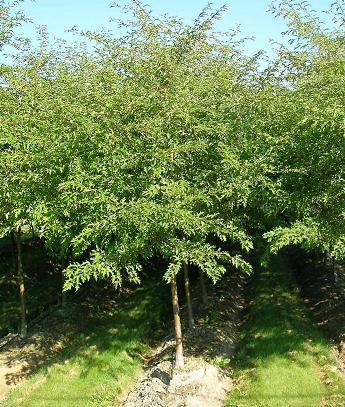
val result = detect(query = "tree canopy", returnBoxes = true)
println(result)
[1,0,344,364]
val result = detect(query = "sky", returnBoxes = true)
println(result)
[17,0,335,58]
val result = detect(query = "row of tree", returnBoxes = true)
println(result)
[0,0,344,366]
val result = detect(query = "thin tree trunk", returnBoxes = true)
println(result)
[15,228,27,338]
[30,223,35,240]
[199,269,208,307]
[61,269,67,309]
[171,277,184,368]
[39,237,45,255]
[333,257,338,284]
[10,231,16,273]
[183,264,194,329]
[327,251,338,284]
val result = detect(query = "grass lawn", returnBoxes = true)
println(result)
[227,254,345,407]
[2,281,170,407]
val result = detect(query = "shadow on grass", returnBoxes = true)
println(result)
[227,253,345,407]
[235,256,324,364]
[2,279,171,407]
[291,249,345,348]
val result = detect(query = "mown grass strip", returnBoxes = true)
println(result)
[3,281,169,407]
[227,254,345,407]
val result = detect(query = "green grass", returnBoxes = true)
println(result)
[2,281,170,407]
[227,254,345,407]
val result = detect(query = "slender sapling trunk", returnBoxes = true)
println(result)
[171,276,184,368]
[199,269,208,307]
[30,223,35,240]
[15,228,27,338]
[183,263,194,329]
[10,231,16,273]
[332,257,338,284]
[61,269,67,309]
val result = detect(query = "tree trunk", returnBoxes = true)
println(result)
[15,228,27,338]
[10,231,16,273]
[30,223,35,240]
[199,269,208,307]
[183,264,194,329]
[332,257,338,284]
[171,277,184,368]
[61,269,67,309]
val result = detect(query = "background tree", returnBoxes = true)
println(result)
[262,1,345,261]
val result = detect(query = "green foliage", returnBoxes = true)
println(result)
[0,0,28,52]
[261,0,345,260]
[1,0,345,403]
[1,0,344,296]
[19,2,258,287]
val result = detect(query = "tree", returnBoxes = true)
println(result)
[55,3,256,366]
[183,263,194,329]
[0,0,28,53]
[262,1,345,261]
[1,0,283,364]
[0,0,31,338]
